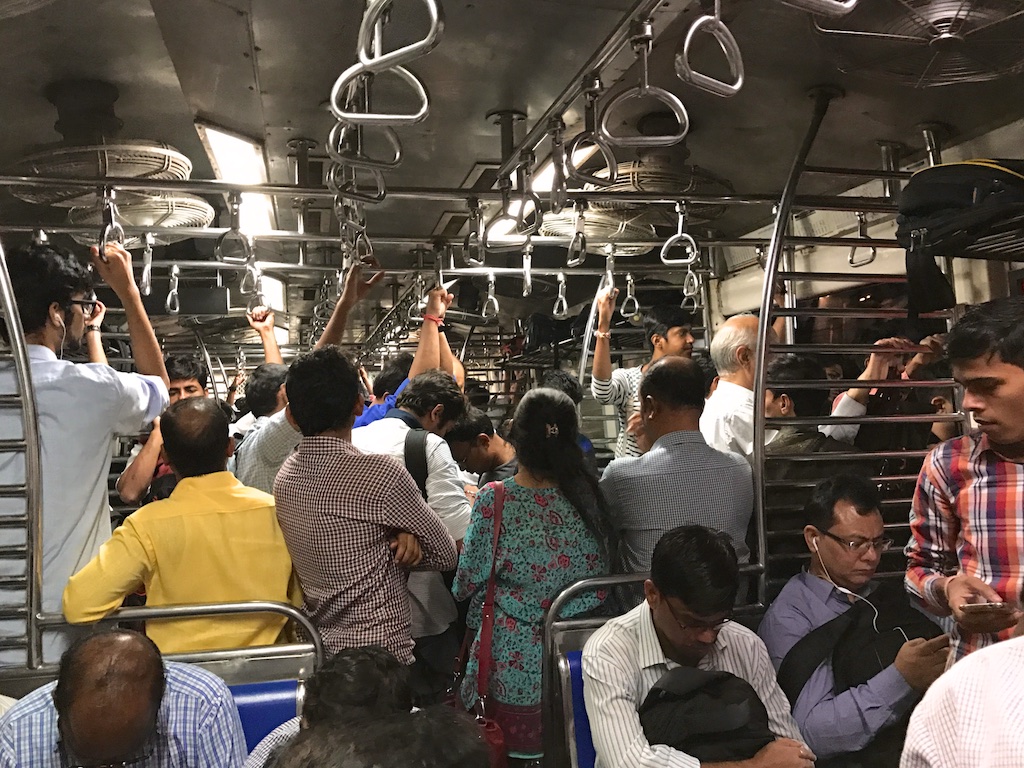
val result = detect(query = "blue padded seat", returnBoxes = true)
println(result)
[565,650,596,768]
[229,679,301,753]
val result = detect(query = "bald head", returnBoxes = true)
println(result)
[640,357,706,411]
[709,314,777,386]
[160,396,231,478]
[54,631,165,764]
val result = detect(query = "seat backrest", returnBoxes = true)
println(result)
[229,679,301,753]
[560,650,597,768]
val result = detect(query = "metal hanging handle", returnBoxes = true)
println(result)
[330,63,430,126]
[521,243,533,297]
[246,274,268,314]
[553,271,569,319]
[547,117,569,215]
[327,162,388,204]
[96,188,125,263]
[683,268,701,299]
[566,74,619,187]
[463,199,485,266]
[660,202,700,265]
[515,153,544,236]
[327,120,403,170]
[240,259,260,296]
[483,177,530,253]
[620,273,640,317]
[849,212,877,267]
[481,272,500,318]
[779,0,859,17]
[675,0,745,98]
[598,21,689,148]
[165,264,180,315]
[215,194,255,264]
[357,0,445,71]
[235,346,247,372]
[140,233,154,297]
[567,202,588,267]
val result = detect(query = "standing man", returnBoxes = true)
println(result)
[906,295,1024,662]
[0,242,168,664]
[444,408,517,487]
[591,287,695,459]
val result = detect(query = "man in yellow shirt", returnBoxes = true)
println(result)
[62,397,300,653]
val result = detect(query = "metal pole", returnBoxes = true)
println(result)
[751,87,839,608]
[0,241,44,668]
[876,141,905,201]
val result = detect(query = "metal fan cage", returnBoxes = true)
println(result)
[540,211,657,256]
[9,141,193,207]
[813,0,1024,88]
[68,193,215,249]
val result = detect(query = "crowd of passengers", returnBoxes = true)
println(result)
[0,241,1021,768]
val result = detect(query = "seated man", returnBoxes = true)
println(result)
[274,346,457,665]
[583,525,812,768]
[0,629,246,767]
[444,407,517,487]
[601,357,753,570]
[63,397,299,653]
[758,475,947,765]
[244,645,413,768]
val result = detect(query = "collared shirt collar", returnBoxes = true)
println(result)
[635,601,729,671]
[298,434,359,455]
[649,430,706,451]
[713,379,754,404]
[170,470,242,495]
[971,430,1024,465]
[384,408,424,431]
[27,344,57,362]
[796,568,876,605]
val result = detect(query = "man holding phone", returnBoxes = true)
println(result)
[906,296,1024,662]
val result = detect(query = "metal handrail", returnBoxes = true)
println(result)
[674,0,744,97]
[0,240,44,668]
[780,0,859,17]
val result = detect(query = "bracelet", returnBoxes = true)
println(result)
[227,384,238,393]
[422,314,444,327]
[84,325,102,334]
[594,330,612,339]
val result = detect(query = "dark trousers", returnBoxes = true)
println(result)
[409,625,460,708]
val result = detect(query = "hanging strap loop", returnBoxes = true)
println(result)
[165,264,180,315]
[675,0,745,98]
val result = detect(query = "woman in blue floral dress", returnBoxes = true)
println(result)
[453,388,618,759]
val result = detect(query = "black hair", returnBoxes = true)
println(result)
[642,305,694,351]
[463,379,492,409]
[912,360,956,405]
[639,357,705,410]
[304,646,412,728]
[275,709,489,768]
[53,630,165,719]
[649,526,738,616]
[945,295,1024,371]
[541,369,584,405]
[2,243,92,340]
[804,474,882,533]
[160,397,230,477]
[246,363,290,418]
[164,354,209,389]
[285,346,361,437]
[444,407,495,443]
[694,355,718,398]
[765,354,828,418]
[509,388,618,564]
[396,370,466,427]
[373,353,414,399]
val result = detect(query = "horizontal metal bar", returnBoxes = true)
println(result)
[0,396,26,408]
[0,545,27,558]
[0,516,28,529]
[0,607,27,620]
[770,307,951,319]
[776,271,907,283]
[0,636,27,651]
[766,450,931,461]
[0,440,27,452]
[767,378,954,389]
[767,413,961,426]
[802,165,913,180]
[767,498,913,513]
[765,474,920,488]
[0,576,26,589]
[768,522,911,538]
[0,486,28,498]
[770,344,936,355]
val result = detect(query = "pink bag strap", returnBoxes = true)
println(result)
[476,482,504,701]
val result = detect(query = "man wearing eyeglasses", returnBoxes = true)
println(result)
[583,525,814,768]
[758,475,948,767]
[0,629,246,767]
[0,242,169,666]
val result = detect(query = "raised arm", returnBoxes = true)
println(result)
[314,259,386,350]
[247,307,283,365]
[116,423,163,504]
[91,243,169,388]
[84,299,108,366]
[591,286,618,397]
[409,286,451,380]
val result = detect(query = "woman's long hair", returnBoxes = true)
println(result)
[509,388,618,565]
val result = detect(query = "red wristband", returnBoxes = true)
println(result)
[423,314,444,326]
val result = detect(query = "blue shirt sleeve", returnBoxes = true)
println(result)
[353,378,409,429]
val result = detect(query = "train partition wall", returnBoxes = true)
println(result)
[0,0,1021,704]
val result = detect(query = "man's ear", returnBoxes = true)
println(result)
[284,404,299,431]
[476,433,490,449]
[226,436,236,460]
[643,579,659,607]
[736,344,752,368]
[779,394,793,416]
[429,404,445,425]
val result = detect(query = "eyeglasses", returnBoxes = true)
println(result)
[664,601,731,634]
[69,298,99,318]
[819,529,894,554]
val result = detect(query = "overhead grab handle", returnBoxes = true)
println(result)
[330,62,430,126]
[553,271,569,319]
[620,273,641,319]
[567,201,588,268]
[522,242,533,298]
[849,212,877,268]
[463,198,485,266]
[675,0,745,98]
[483,176,530,253]
[165,264,180,316]
[357,0,445,72]
[327,119,403,171]
[660,202,700,265]
[566,73,619,187]
[215,193,255,265]
[96,187,125,264]
[515,151,544,236]
[779,0,859,17]
[140,233,154,297]
[481,271,500,319]
[235,346,246,373]
[547,117,568,215]
[598,20,689,148]
[327,163,387,205]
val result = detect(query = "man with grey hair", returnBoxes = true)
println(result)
[700,315,865,460]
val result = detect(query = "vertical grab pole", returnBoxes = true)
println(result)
[752,87,838,607]
[0,241,44,667]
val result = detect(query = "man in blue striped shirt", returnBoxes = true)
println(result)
[0,629,246,767]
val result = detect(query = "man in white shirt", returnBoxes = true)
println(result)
[583,525,814,768]
[352,369,470,705]
[0,242,169,664]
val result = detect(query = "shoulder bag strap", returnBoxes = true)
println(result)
[776,600,868,705]
[403,428,430,500]
[476,483,505,702]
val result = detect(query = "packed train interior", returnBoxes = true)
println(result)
[0,0,1022,765]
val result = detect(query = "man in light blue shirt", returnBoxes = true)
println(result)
[0,629,246,767]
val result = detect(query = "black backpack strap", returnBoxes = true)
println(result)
[404,428,430,500]
[776,601,869,705]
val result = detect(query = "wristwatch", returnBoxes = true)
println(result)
[84,325,102,334]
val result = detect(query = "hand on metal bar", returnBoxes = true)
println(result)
[675,0,745,97]
[522,242,533,297]
[482,271,500,318]
[165,264,180,315]
[215,193,255,264]
[620,272,641,319]
[553,271,569,319]
[598,20,689,148]
[848,212,877,267]
[547,117,569,215]
[357,0,445,72]
[327,120,403,171]
[779,0,859,17]
[566,74,619,186]
[660,202,699,265]
[463,198,485,266]
[97,188,125,264]
[140,233,154,297]
[567,201,588,267]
